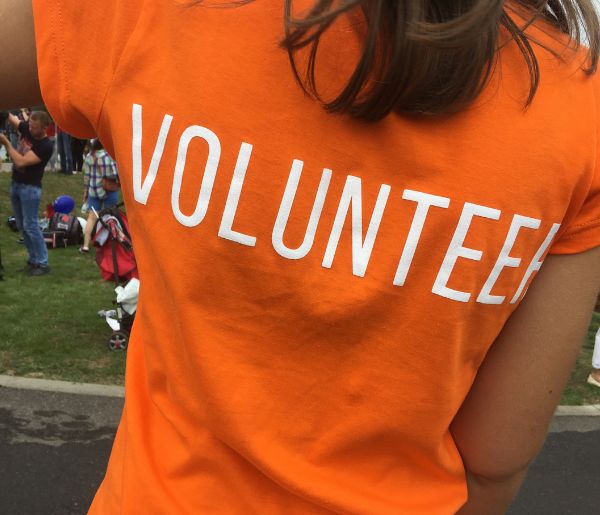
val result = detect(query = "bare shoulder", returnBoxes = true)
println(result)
[0,0,42,110]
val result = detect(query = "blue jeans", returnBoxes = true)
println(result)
[10,182,49,266]
[57,132,73,174]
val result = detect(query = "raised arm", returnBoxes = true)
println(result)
[7,112,21,130]
[451,246,600,514]
[0,0,42,109]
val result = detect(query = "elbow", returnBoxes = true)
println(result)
[463,460,531,485]
[451,419,546,484]
[458,446,534,484]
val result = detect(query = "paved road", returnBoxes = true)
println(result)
[0,386,599,514]
[508,417,600,515]
[0,387,120,515]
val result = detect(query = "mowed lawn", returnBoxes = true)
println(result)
[0,171,599,403]
[0,170,125,385]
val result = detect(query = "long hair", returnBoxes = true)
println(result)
[189,1,600,120]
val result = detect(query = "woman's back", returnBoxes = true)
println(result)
[5,0,600,512]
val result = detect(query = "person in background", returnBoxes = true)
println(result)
[3,107,29,149]
[8,107,34,245]
[80,138,119,253]
[44,118,57,171]
[56,125,73,174]
[13,107,31,148]
[587,293,600,387]
[71,136,87,173]
[588,327,600,387]
[2,1,600,513]
[5,114,18,149]
[0,110,54,276]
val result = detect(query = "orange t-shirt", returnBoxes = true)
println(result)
[33,1,600,513]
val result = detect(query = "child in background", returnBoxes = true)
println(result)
[80,139,119,253]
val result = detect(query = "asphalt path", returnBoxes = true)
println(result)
[0,387,120,515]
[0,385,598,514]
[508,417,600,515]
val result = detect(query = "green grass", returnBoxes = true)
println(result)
[0,171,599,403]
[0,170,125,385]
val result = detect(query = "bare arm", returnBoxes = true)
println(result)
[0,0,42,109]
[452,246,600,514]
[9,148,42,168]
[0,133,41,167]
[7,112,21,130]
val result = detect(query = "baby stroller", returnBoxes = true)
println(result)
[92,205,139,351]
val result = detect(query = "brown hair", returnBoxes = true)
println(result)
[29,110,52,128]
[190,1,600,120]
[91,138,105,153]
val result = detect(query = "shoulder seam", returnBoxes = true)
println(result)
[558,217,600,240]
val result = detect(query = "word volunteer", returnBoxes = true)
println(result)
[130,104,560,306]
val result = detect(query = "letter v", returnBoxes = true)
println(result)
[132,103,173,205]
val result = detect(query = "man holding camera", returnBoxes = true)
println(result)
[0,110,54,276]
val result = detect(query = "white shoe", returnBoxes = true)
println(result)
[587,374,600,388]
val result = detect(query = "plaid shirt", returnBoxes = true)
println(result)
[83,149,118,199]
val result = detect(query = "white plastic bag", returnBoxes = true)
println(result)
[115,278,140,315]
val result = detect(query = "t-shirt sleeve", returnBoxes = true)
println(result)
[31,139,54,164]
[31,0,142,138]
[549,74,600,255]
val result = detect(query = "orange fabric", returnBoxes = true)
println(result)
[32,1,600,513]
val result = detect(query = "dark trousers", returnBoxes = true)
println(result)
[71,138,87,172]
[57,132,73,174]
